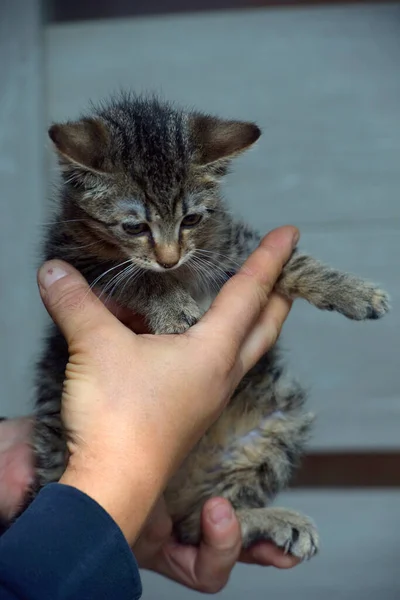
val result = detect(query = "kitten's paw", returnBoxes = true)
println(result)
[368,288,390,320]
[152,305,202,335]
[339,282,390,321]
[268,511,318,560]
[240,507,319,561]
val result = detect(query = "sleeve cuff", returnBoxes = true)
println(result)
[0,483,142,600]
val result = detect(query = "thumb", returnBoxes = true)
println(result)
[38,260,118,345]
[190,498,241,590]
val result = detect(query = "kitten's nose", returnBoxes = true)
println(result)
[155,244,180,270]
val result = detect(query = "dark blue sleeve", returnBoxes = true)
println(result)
[0,483,142,600]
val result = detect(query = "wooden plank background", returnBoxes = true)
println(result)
[48,0,399,22]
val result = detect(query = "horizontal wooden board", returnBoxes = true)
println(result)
[293,452,400,487]
[50,0,398,22]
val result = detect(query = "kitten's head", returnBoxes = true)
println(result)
[50,94,260,272]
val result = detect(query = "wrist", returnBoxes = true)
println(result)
[59,451,164,546]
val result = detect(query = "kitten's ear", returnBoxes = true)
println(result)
[48,118,110,173]
[191,115,261,165]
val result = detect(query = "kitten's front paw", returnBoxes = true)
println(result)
[367,287,390,320]
[339,281,390,321]
[152,304,202,335]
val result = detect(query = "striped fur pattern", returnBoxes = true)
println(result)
[27,94,389,559]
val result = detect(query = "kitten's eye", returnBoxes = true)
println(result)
[122,222,149,236]
[181,214,203,228]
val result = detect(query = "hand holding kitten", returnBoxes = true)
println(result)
[37,225,298,546]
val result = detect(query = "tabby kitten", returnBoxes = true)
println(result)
[29,94,388,559]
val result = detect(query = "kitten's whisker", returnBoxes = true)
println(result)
[106,265,142,306]
[195,248,250,275]
[192,254,233,283]
[186,260,211,295]
[116,265,144,302]
[88,259,133,293]
[190,256,226,294]
[99,263,134,300]
[80,259,132,305]
[194,257,230,291]
[195,248,241,266]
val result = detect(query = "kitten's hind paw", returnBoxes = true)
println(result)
[238,507,319,561]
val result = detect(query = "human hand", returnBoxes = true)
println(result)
[37,225,298,545]
[134,496,299,593]
[0,419,299,590]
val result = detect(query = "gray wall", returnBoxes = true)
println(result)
[45,3,400,450]
[43,4,400,597]
[1,2,400,598]
[0,0,47,417]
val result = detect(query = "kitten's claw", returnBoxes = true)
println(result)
[240,508,319,562]
[266,517,318,561]
[282,524,319,561]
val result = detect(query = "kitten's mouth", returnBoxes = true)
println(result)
[130,252,193,274]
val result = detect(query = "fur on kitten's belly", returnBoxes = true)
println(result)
[23,93,389,560]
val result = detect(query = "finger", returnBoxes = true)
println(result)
[238,292,292,375]
[239,541,301,569]
[0,417,35,522]
[37,260,126,345]
[162,498,241,593]
[194,498,242,591]
[196,226,298,356]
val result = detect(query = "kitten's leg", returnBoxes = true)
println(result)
[169,410,314,547]
[237,507,318,560]
[31,328,69,495]
[276,251,389,320]
[84,265,203,336]
[33,406,67,490]
[128,280,202,335]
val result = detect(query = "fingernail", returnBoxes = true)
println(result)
[292,228,300,247]
[207,501,233,528]
[38,264,68,291]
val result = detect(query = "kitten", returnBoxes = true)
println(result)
[27,93,388,559]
